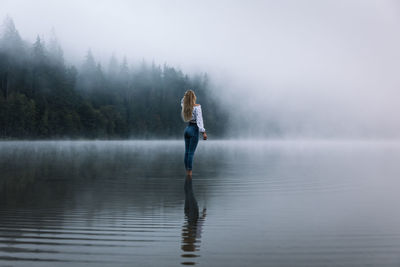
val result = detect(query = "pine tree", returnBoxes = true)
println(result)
[48,28,64,66]
[32,36,46,63]
[0,16,25,56]
[107,53,118,78]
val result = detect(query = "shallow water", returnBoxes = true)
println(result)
[1,140,400,266]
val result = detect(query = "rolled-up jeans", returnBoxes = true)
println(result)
[184,123,199,170]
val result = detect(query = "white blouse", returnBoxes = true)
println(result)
[181,98,206,133]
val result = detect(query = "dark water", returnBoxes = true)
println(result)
[1,140,400,266]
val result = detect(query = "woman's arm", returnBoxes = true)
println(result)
[195,106,207,140]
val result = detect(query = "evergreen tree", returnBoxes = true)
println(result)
[107,53,118,78]
[0,16,25,57]
[48,28,64,67]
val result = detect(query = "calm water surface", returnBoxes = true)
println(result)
[1,140,400,266]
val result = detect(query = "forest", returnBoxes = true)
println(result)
[0,17,227,139]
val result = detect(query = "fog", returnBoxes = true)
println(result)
[2,0,400,139]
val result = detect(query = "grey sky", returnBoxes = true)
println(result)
[1,0,400,138]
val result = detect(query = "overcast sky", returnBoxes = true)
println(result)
[1,0,400,138]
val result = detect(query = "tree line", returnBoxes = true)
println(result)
[0,17,227,139]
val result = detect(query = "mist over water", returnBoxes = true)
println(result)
[1,140,400,266]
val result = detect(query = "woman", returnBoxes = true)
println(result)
[181,90,207,177]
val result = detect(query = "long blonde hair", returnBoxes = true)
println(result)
[181,90,196,122]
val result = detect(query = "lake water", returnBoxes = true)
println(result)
[1,140,400,266]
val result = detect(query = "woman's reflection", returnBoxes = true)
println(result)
[181,177,206,265]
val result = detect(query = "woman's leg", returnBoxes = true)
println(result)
[184,127,190,170]
[186,127,199,172]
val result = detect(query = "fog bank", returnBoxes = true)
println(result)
[2,0,400,138]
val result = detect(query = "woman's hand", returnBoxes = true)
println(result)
[202,132,207,140]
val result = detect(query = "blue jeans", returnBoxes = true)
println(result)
[184,123,199,170]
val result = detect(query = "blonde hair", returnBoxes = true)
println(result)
[181,90,196,122]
